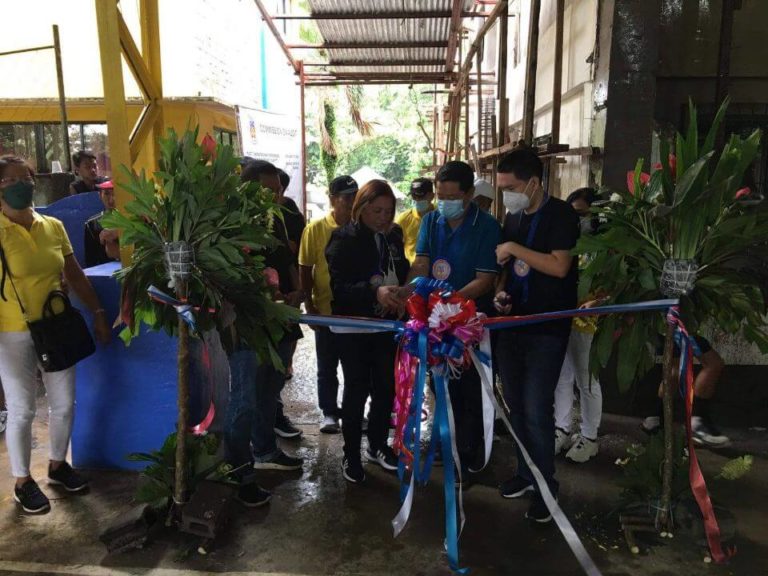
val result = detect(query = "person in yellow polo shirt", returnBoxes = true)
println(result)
[0,155,111,514]
[299,175,358,433]
[395,178,434,263]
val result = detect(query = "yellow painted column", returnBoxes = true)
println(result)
[95,0,132,266]
[140,0,164,170]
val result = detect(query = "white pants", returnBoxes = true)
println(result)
[0,331,75,478]
[554,330,602,440]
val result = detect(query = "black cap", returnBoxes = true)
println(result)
[329,175,358,196]
[410,178,433,198]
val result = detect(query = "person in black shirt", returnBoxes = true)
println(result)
[276,169,306,256]
[326,180,410,484]
[83,180,120,267]
[223,161,304,510]
[69,151,108,195]
[274,169,305,405]
[492,149,579,523]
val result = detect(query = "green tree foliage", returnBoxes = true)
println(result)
[338,136,412,183]
[320,101,338,186]
[306,85,435,192]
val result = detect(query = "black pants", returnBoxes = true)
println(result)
[337,332,396,461]
[315,326,342,418]
[495,329,569,495]
[444,365,484,467]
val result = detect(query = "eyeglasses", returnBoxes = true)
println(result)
[0,176,34,185]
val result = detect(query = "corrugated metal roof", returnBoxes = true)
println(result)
[302,0,474,83]
[309,0,455,14]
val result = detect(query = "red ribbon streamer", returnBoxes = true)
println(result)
[669,310,734,564]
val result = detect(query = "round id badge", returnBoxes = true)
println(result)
[513,258,531,278]
[432,258,452,281]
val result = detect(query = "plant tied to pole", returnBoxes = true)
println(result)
[578,97,768,392]
[103,126,298,509]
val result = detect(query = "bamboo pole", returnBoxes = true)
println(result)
[522,0,541,145]
[174,277,190,509]
[476,39,483,158]
[52,25,71,172]
[659,321,677,530]
[551,0,564,145]
[497,2,509,147]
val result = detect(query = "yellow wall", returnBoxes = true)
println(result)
[0,99,237,175]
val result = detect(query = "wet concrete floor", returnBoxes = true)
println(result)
[0,328,766,575]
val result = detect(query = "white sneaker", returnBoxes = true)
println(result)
[555,428,572,455]
[565,434,598,463]
[640,416,661,434]
[0,410,7,434]
[691,416,730,447]
[320,415,340,434]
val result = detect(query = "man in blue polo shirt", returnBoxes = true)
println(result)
[408,160,501,477]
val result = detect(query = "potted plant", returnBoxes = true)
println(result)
[102,127,297,512]
[577,98,767,533]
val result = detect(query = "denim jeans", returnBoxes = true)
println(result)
[315,326,342,418]
[495,329,570,495]
[224,336,295,469]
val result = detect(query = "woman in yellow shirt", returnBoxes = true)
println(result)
[0,156,111,514]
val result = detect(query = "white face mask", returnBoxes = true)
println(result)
[503,191,530,214]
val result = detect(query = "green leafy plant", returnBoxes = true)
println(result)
[102,127,297,366]
[102,127,297,508]
[618,430,690,505]
[578,98,768,391]
[129,432,234,511]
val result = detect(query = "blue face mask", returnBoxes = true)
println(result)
[437,199,465,220]
[414,199,432,213]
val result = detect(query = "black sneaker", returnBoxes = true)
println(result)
[252,451,304,471]
[274,415,303,439]
[365,446,398,471]
[14,480,51,514]
[341,456,366,484]
[48,462,89,492]
[500,476,534,499]
[236,483,272,508]
[525,495,553,524]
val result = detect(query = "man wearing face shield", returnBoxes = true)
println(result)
[493,149,579,523]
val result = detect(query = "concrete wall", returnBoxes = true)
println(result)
[655,0,768,127]
[501,0,600,198]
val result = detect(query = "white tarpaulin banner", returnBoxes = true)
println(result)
[236,105,303,212]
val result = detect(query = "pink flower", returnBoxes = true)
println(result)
[201,133,217,161]
[627,171,651,195]
[668,154,677,175]
[652,154,677,177]
[264,267,280,288]
[735,187,751,200]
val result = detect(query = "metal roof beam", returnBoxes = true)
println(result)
[287,41,449,49]
[303,59,445,67]
[252,0,300,74]
[270,11,488,20]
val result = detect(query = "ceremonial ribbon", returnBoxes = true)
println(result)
[668,307,734,564]
[295,288,689,575]
[146,285,216,435]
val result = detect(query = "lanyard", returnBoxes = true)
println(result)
[434,205,473,268]
[508,195,549,304]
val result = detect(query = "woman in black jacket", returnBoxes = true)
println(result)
[326,180,410,484]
